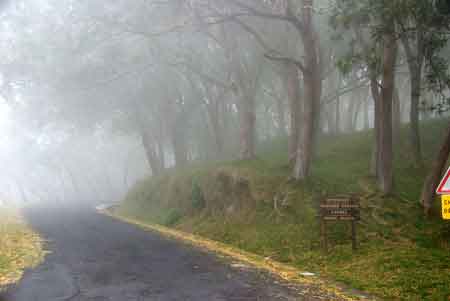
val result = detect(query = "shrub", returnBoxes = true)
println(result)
[162,209,182,226]
[191,181,205,210]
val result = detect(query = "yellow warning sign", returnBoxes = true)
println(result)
[442,195,450,220]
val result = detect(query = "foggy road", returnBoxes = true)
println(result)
[3,206,333,301]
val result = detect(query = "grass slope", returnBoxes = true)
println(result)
[0,207,44,290]
[117,118,450,301]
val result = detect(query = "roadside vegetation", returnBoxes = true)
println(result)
[0,207,44,290]
[115,118,450,301]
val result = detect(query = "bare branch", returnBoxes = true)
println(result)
[264,53,308,74]
[225,0,303,32]
[322,80,370,105]
[168,61,232,90]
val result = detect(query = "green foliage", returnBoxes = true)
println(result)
[191,181,205,210]
[162,209,182,226]
[336,57,354,75]
[436,0,450,15]
[332,0,450,101]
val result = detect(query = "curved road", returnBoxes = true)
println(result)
[3,206,346,301]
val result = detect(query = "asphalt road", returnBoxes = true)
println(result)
[3,206,347,301]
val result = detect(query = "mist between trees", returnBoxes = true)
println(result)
[0,0,449,212]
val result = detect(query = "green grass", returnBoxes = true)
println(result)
[117,118,450,300]
[0,207,44,289]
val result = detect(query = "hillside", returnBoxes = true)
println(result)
[115,118,450,300]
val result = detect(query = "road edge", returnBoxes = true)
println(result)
[100,209,376,301]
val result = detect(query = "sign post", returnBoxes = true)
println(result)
[436,166,450,220]
[319,195,360,252]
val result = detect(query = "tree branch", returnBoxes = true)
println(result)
[322,80,370,104]
[225,0,303,32]
[264,53,308,74]
[168,61,231,90]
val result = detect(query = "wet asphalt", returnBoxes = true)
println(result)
[2,206,347,301]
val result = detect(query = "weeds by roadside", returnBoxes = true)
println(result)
[0,207,44,290]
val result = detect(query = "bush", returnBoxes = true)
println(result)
[162,209,182,226]
[191,182,205,210]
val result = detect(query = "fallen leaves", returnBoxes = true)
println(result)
[0,207,45,289]
[103,209,374,301]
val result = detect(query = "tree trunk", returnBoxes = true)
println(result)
[401,33,424,167]
[313,40,324,145]
[293,62,316,179]
[172,122,189,167]
[239,96,256,160]
[275,86,287,138]
[141,129,163,176]
[356,86,369,131]
[335,89,341,134]
[325,105,334,134]
[409,64,423,166]
[292,0,320,180]
[157,139,165,169]
[378,30,397,194]
[420,122,450,216]
[363,92,370,130]
[157,114,166,169]
[346,91,357,132]
[352,97,363,132]
[369,73,381,177]
[206,99,224,158]
[285,62,300,164]
[392,86,401,143]
[213,117,224,157]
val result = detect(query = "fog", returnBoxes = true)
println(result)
[0,0,448,207]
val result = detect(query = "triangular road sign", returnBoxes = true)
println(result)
[436,166,450,194]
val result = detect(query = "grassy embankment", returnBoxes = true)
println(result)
[114,118,450,300]
[0,207,44,290]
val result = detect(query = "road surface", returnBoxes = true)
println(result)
[3,206,347,301]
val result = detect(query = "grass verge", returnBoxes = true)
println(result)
[102,209,375,301]
[0,207,44,290]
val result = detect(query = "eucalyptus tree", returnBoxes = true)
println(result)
[332,0,404,194]
[396,0,450,166]
[332,0,449,196]
[188,0,327,178]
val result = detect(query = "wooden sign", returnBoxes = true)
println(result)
[319,195,360,252]
[320,196,360,221]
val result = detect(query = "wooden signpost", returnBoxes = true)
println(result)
[319,195,360,252]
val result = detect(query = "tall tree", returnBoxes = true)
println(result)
[421,122,450,216]
[332,0,398,194]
